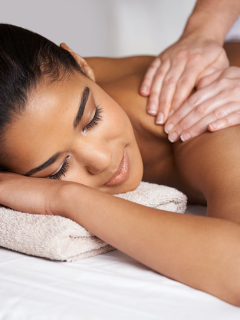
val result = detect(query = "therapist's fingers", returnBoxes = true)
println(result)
[140,57,161,96]
[169,102,240,143]
[169,69,199,113]
[164,80,223,134]
[156,51,208,121]
[169,54,221,114]
[154,58,187,124]
[167,87,238,141]
[180,104,240,141]
[167,95,228,142]
[166,45,229,114]
[146,60,170,117]
[167,67,240,134]
[208,110,240,132]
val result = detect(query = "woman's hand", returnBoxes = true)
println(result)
[140,33,228,125]
[0,172,73,216]
[164,66,240,142]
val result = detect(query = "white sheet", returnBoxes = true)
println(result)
[0,205,239,320]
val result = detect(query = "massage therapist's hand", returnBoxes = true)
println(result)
[140,33,228,124]
[165,66,240,142]
[0,172,78,217]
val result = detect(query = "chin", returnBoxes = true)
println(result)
[100,136,144,195]
[102,178,142,195]
[101,159,143,195]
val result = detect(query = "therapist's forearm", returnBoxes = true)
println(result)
[182,0,240,44]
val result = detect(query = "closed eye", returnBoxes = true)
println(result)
[47,155,70,180]
[83,105,102,132]
[46,107,102,180]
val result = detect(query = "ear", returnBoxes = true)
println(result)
[60,43,95,82]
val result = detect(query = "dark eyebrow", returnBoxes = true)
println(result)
[25,152,61,176]
[73,86,90,128]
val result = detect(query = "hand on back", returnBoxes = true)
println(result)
[139,33,240,142]
[165,66,240,142]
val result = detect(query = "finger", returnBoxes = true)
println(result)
[155,58,187,124]
[165,82,224,133]
[168,98,238,142]
[180,102,240,142]
[146,60,170,117]
[208,110,240,132]
[140,57,161,96]
[168,112,218,143]
[165,99,194,134]
[170,67,200,113]
[168,110,212,142]
[171,50,228,112]
[179,113,220,142]
[186,78,226,110]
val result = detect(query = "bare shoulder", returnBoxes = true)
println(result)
[86,55,169,138]
[85,55,155,83]
[174,126,240,222]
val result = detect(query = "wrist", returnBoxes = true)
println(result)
[181,12,226,45]
[56,182,100,223]
[49,182,82,219]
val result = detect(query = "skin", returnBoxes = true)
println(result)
[4,69,143,195]
[1,44,240,305]
[140,0,240,138]
[166,44,240,142]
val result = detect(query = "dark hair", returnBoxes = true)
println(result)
[0,24,84,168]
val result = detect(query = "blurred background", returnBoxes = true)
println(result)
[0,0,240,57]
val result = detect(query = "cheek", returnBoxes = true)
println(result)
[104,101,131,138]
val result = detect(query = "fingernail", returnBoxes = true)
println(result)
[180,132,191,142]
[140,86,147,93]
[169,110,174,116]
[209,122,218,130]
[165,123,174,134]
[156,112,164,124]
[148,103,157,114]
[168,131,178,143]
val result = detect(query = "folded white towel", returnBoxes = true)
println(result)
[0,182,187,261]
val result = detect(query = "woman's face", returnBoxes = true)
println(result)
[4,70,143,194]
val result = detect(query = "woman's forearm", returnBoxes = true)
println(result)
[61,183,240,306]
[182,0,240,44]
[1,172,239,306]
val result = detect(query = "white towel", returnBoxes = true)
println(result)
[0,182,187,261]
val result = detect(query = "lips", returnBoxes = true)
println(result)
[104,149,129,187]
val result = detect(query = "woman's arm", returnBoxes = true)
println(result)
[62,184,240,306]
[1,172,240,306]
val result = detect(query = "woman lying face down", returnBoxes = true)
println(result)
[2,24,240,306]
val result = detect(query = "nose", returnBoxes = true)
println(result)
[74,138,112,175]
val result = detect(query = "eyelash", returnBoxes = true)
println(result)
[83,105,102,132]
[48,155,70,180]
[48,106,103,180]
